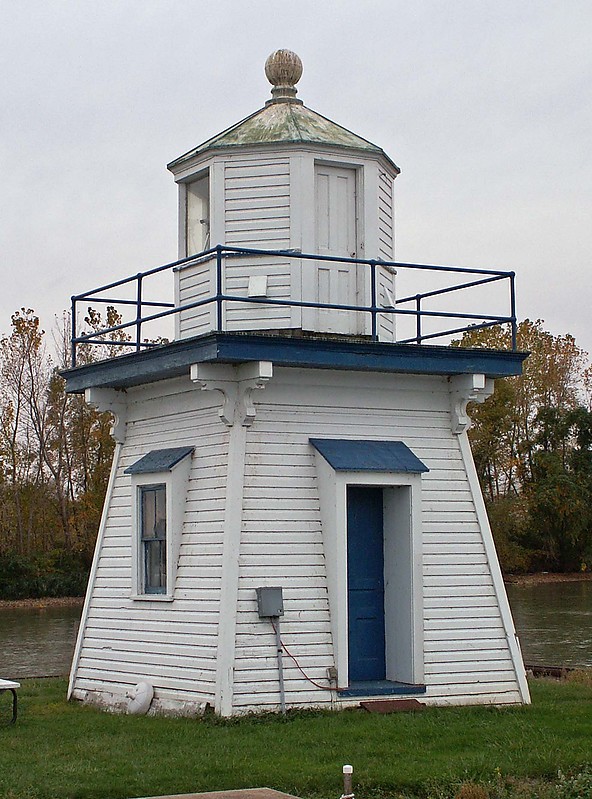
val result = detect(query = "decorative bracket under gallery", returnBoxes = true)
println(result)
[190,361,273,427]
[449,373,494,435]
[85,387,128,443]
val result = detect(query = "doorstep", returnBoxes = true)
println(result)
[338,679,426,698]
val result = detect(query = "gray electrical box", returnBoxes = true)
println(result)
[256,586,284,618]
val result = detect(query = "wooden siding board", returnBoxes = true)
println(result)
[80,646,216,670]
[423,594,497,611]
[425,659,514,675]
[427,670,518,686]
[83,636,216,660]
[425,606,503,620]
[76,668,216,691]
[226,196,291,210]
[426,648,510,662]
[74,680,214,705]
[424,638,510,652]
[424,627,504,644]
[86,610,221,629]
[86,619,220,637]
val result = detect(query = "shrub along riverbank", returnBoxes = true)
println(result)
[1,676,592,799]
[0,551,89,601]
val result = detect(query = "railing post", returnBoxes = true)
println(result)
[216,245,223,332]
[415,295,422,344]
[71,296,77,368]
[370,260,377,341]
[136,274,143,352]
[510,272,517,350]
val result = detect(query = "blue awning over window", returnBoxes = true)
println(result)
[124,446,194,475]
[310,439,428,473]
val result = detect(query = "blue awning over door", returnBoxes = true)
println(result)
[309,439,428,473]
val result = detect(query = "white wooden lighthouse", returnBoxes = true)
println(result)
[65,50,530,716]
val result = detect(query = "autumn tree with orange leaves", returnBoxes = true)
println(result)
[0,308,115,597]
[457,319,592,572]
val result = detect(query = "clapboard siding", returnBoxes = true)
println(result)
[378,170,394,260]
[424,638,508,653]
[223,157,292,331]
[228,368,523,711]
[75,670,214,696]
[234,408,330,712]
[73,363,525,715]
[176,156,295,338]
[71,381,230,709]
[376,170,395,342]
[177,258,216,339]
[426,646,509,661]
[86,605,220,625]
[224,257,293,329]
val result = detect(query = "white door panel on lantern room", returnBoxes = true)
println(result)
[311,164,362,334]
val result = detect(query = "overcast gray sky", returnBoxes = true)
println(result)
[1,1,590,358]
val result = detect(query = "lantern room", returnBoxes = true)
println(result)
[167,49,399,341]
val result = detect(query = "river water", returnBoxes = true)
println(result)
[506,579,592,668]
[0,581,591,679]
[0,603,82,679]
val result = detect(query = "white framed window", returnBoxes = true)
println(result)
[139,483,167,594]
[125,447,193,601]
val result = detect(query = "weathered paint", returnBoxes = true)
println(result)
[69,366,529,715]
[67,51,528,718]
[168,101,399,172]
[171,146,399,339]
[167,65,400,340]
[62,333,528,395]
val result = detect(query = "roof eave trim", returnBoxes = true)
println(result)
[170,139,399,174]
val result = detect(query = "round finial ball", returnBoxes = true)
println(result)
[265,50,303,87]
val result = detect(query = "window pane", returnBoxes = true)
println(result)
[154,486,166,540]
[145,539,166,593]
[141,488,156,540]
[140,485,167,593]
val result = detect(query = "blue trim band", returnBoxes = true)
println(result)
[62,332,527,394]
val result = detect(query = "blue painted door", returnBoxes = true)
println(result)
[347,486,386,681]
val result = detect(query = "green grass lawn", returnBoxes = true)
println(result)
[1,678,592,799]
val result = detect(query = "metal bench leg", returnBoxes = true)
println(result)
[10,689,17,724]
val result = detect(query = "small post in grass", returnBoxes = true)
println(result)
[341,764,354,799]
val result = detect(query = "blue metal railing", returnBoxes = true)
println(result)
[70,245,517,367]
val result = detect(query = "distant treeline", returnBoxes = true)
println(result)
[1,311,591,600]
[0,309,116,599]
[457,319,592,573]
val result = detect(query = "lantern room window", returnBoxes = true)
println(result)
[186,171,210,256]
